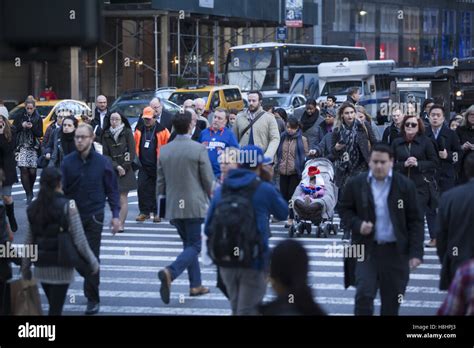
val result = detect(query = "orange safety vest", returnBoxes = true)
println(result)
[134,126,170,160]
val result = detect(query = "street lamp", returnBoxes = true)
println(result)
[359,10,367,16]
[97,59,104,65]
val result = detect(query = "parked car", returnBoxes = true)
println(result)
[111,87,177,108]
[110,97,180,130]
[261,93,307,118]
[8,99,91,134]
[168,84,244,114]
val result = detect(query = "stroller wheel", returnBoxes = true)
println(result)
[305,222,312,235]
[288,225,295,238]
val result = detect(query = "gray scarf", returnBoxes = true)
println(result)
[110,124,124,143]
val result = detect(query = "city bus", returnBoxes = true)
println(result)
[317,60,396,121]
[224,42,367,97]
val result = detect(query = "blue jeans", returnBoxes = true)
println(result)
[168,218,203,288]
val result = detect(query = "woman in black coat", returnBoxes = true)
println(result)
[332,102,376,240]
[102,112,137,233]
[49,116,78,168]
[0,169,14,315]
[392,115,439,216]
[12,99,43,204]
[0,115,18,231]
[456,106,474,183]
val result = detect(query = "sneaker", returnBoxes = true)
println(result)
[135,214,150,222]
[425,239,436,248]
[85,301,100,315]
[152,214,161,223]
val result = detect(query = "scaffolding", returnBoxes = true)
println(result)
[83,11,313,101]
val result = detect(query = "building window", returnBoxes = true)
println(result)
[381,6,399,34]
[333,0,351,32]
[403,7,420,34]
[460,11,473,58]
[355,3,376,33]
[442,10,456,61]
[380,34,399,61]
[355,33,376,59]
[420,36,439,64]
[423,9,438,34]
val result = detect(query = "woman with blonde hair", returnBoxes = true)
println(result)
[355,105,382,141]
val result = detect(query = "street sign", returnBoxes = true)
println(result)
[276,27,287,42]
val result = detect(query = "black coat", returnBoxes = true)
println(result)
[456,125,474,182]
[392,134,439,188]
[0,133,18,186]
[382,123,401,145]
[425,125,461,184]
[339,171,425,287]
[436,180,474,290]
[158,109,174,132]
[169,126,202,142]
[332,120,376,167]
[92,108,111,141]
[12,110,43,149]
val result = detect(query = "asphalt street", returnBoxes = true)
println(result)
[9,175,446,316]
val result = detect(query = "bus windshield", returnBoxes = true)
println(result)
[226,48,279,91]
[320,81,363,96]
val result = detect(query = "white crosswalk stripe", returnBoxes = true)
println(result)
[10,184,446,316]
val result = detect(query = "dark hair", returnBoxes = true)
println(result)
[286,116,300,129]
[305,98,317,107]
[400,115,425,138]
[27,167,62,224]
[464,152,474,178]
[228,108,239,115]
[274,108,288,123]
[270,240,325,315]
[62,116,78,130]
[371,142,394,159]
[449,118,458,128]
[347,87,359,97]
[173,110,192,135]
[428,104,445,117]
[422,98,435,110]
[248,90,263,102]
[327,95,337,103]
[0,115,13,143]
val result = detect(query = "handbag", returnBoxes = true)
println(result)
[423,175,439,210]
[10,278,43,315]
[57,201,81,268]
[36,154,49,169]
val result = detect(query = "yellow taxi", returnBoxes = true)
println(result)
[168,85,244,114]
[8,99,91,135]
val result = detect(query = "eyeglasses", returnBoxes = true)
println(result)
[74,135,92,140]
[404,122,418,128]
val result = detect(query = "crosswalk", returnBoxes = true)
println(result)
[10,179,447,316]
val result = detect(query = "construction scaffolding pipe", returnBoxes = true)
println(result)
[154,15,159,89]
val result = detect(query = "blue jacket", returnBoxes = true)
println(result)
[204,168,288,271]
[199,127,239,177]
[61,150,120,219]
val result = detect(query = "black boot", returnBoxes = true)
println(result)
[5,202,18,232]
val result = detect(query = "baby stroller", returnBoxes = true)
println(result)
[288,157,338,238]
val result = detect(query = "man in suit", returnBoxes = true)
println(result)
[339,143,424,315]
[424,104,462,248]
[436,152,474,290]
[169,107,203,142]
[92,95,111,141]
[156,110,215,304]
[150,97,173,132]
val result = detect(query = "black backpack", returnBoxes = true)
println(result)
[208,178,262,268]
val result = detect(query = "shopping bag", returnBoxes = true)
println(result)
[10,278,43,315]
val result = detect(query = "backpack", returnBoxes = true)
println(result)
[208,178,262,268]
